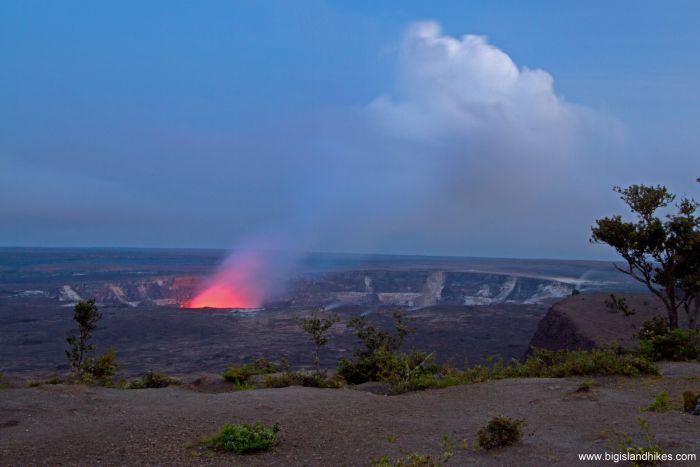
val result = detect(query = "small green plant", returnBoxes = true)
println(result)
[644,390,670,412]
[300,308,340,374]
[637,325,700,362]
[615,418,664,466]
[397,453,438,466]
[79,347,119,386]
[371,455,392,466]
[476,415,526,450]
[44,376,64,385]
[222,358,285,384]
[387,434,398,443]
[204,422,280,454]
[128,370,179,389]
[232,381,256,391]
[440,432,455,462]
[637,317,669,341]
[278,370,345,389]
[372,453,438,467]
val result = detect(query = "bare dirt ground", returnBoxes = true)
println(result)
[1,364,698,466]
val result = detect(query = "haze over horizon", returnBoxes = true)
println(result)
[2,1,699,260]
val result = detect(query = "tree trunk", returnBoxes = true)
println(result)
[668,307,679,330]
[314,347,320,374]
[686,296,699,330]
[666,285,679,330]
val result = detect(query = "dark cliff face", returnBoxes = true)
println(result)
[528,306,597,353]
[528,293,668,353]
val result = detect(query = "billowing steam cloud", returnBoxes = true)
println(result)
[367,20,584,202]
[370,22,580,147]
[188,21,604,308]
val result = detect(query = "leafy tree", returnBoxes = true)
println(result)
[301,309,340,374]
[591,180,699,329]
[66,299,101,378]
[337,311,415,384]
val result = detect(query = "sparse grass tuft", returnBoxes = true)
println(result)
[222,358,286,385]
[371,453,438,467]
[231,381,256,391]
[27,376,64,387]
[476,415,526,450]
[128,370,179,389]
[614,418,664,466]
[203,422,280,454]
[440,432,455,462]
[263,370,343,389]
[644,390,670,413]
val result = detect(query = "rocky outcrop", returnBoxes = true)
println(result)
[528,293,668,352]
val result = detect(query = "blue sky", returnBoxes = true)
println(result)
[1,1,698,259]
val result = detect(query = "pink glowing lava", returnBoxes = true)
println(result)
[183,249,267,309]
[185,284,258,308]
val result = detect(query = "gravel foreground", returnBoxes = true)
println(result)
[1,364,699,466]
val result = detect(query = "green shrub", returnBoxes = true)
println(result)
[264,370,343,389]
[300,309,339,374]
[128,370,179,389]
[615,418,664,467]
[476,415,526,450]
[205,422,280,454]
[396,348,656,394]
[370,349,491,394]
[644,390,670,412]
[638,328,700,361]
[222,358,286,384]
[80,348,119,386]
[637,317,669,341]
[27,376,64,387]
[345,344,656,395]
[371,453,438,467]
[337,312,413,385]
[501,348,658,378]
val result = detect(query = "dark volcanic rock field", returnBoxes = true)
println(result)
[0,248,644,378]
[0,298,547,378]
